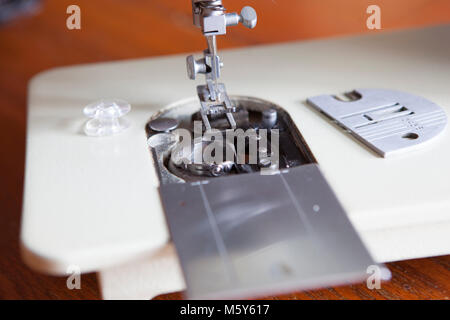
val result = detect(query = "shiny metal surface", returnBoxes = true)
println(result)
[160,163,375,299]
[307,89,447,157]
[148,117,179,132]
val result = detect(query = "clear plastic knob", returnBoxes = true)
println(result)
[83,99,131,137]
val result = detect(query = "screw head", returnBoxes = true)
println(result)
[149,118,179,132]
[240,6,257,29]
[186,55,197,80]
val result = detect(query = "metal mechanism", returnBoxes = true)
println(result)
[187,0,257,130]
[148,96,312,183]
[144,2,379,299]
[148,117,179,133]
[307,89,448,157]
[146,96,379,299]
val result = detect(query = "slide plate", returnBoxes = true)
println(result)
[160,164,375,299]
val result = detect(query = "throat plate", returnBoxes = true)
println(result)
[307,89,447,157]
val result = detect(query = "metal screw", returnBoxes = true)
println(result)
[149,118,179,132]
[240,6,257,29]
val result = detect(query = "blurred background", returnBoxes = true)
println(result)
[0,0,449,299]
[2,1,450,81]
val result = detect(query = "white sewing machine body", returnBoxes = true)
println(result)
[21,25,450,299]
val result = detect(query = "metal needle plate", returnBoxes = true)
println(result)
[159,164,375,299]
[307,89,447,157]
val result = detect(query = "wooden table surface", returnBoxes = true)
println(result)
[0,0,449,300]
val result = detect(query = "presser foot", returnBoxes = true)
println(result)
[197,83,237,130]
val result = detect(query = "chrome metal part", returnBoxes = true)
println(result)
[148,117,179,132]
[147,96,314,183]
[147,96,377,299]
[187,0,257,130]
[160,163,376,299]
[307,88,447,157]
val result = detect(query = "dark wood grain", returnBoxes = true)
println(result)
[0,0,449,300]
[155,256,450,300]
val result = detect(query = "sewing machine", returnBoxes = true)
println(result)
[21,1,450,299]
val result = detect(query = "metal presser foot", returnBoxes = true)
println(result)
[186,0,257,130]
